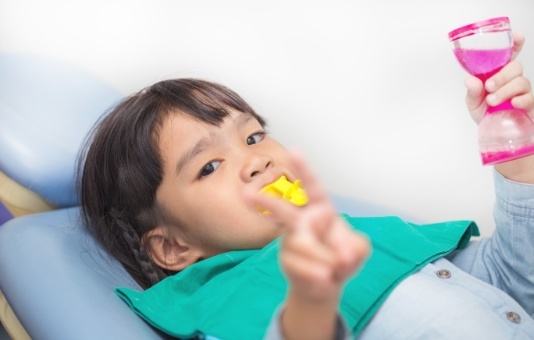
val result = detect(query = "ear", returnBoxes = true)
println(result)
[143,227,203,271]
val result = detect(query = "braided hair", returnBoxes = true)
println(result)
[78,79,266,289]
[110,208,168,286]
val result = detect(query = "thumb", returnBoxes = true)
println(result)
[464,76,486,123]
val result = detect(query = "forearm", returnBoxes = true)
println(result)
[447,170,534,314]
[494,154,534,184]
[281,290,339,340]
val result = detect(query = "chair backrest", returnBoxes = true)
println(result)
[0,54,167,339]
[0,53,400,339]
[0,195,392,339]
[0,207,172,339]
[0,53,122,209]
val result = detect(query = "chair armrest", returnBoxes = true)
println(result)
[0,208,170,339]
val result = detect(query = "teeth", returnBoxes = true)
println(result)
[260,176,308,210]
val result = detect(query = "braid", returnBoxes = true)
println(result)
[110,209,167,288]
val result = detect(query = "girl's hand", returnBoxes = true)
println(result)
[465,32,533,124]
[247,152,370,302]
[246,152,370,340]
[463,32,534,182]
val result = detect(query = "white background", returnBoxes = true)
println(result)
[1,0,533,235]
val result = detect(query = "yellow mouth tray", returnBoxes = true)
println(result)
[260,175,308,208]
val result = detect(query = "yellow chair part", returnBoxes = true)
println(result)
[0,171,57,339]
[0,293,30,340]
[0,171,55,217]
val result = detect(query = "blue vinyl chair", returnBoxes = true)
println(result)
[0,54,171,339]
[0,54,395,339]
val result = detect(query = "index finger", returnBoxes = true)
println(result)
[245,187,300,229]
[288,150,331,205]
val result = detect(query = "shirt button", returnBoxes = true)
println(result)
[506,311,521,324]
[436,269,451,279]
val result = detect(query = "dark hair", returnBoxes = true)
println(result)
[78,78,266,289]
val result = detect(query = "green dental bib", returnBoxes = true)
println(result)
[116,216,478,339]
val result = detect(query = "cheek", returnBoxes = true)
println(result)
[182,184,245,222]
[195,188,262,230]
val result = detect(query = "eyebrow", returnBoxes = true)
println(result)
[175,113,254,175]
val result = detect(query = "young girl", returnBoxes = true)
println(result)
[79,35,534,339]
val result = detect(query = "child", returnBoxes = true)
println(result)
[79,34,534,339]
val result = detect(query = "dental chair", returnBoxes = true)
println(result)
[0,54,394,339]
[0,53,170,339]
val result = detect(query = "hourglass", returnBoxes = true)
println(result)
[448,17,534,165]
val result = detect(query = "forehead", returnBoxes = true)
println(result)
[157,109,255,151]
[157,112,212,152]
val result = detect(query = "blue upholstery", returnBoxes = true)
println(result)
[0,53,122,207]
[0,208,171,339]
[0,196,396,340]
[0,195,393,339]
[0,54,399,339]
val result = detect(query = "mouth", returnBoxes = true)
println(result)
[260,175,308,208]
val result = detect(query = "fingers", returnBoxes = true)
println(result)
[289,151,330,204]
[512,31,525,60]
[244,151,372,302]
[248,189,299,225]
[282,218,371,291]
[245,150,336,233]
[485,61,523,93]
[282,229,337,281]
[326,221,371,280]
[246,189,332,246]
[487,75,532,108]
[283,152,371,280]
[464,76,486,123]
[464,75,485,110]
[485,61,532,109]
[464,32,527,122]
[511,93,534,112]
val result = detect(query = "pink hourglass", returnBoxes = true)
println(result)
[448,17,534,165]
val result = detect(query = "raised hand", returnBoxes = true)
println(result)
[465,32,533,123]
[246,151,370,339]
[461,32,534,181]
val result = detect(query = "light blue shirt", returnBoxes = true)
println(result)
[266,171,534,339]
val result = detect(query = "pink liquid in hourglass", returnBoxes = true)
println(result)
[481,145,534,165]
[453,48,513,81]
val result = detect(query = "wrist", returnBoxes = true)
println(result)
[281,289,341,340]
[287,287,341,310]
[494,154,534,184]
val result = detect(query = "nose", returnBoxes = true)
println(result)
[240,151,273,182]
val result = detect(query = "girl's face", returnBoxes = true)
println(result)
[155,110,296,258]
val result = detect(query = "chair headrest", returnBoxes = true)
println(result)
[0,54,123,207]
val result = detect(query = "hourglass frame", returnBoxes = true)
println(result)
[448,17,534,165]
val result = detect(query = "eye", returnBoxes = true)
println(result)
[246,131,266,145]
[199,160,221,178]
